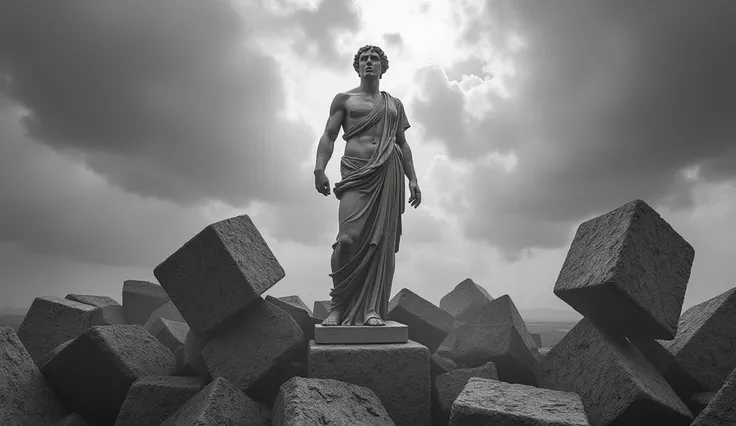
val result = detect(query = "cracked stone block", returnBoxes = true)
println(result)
[17,296,97,365]
[272,376,395,425]
[0,327,67,425]
[534,318,692,426]
[660,287,736,391]
[554,199,695,340]
[387,288,454,353]
[432,362,498,426]
[114,375,207,426]
[439,278,493,321]
[122,280,170,326]
[153,214,285,336]
[449,377,589,426]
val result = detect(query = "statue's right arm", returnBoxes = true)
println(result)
[314,93,347,174]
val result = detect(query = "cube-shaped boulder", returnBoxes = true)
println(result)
[153,215,285,335]
[554,199,694,340]
[272,377,394,425]
[439,278,493,321]
[114,376,207,426]
[66,294,120,308]
[143,301,184,331]
[660,287,736,391]
[534,318,692,426]
[387,288,454,353]
[0,327,67,425]
[147,318,189,352]
[266,295,317,342]
[17,296,97,364]
[432,362,497,426]
[449,377,589,426]
[122,280,170,325]
[313,300,332,320]
[91,305,127,326]
[41,325,176,425]
[462,294,537,350]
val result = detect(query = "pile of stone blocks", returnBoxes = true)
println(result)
[3,201,735,425]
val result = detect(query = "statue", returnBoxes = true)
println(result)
[313,45,421,327]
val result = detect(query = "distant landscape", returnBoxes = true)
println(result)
[0,306,580,348]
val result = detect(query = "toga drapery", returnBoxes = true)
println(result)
[328,91,410,325]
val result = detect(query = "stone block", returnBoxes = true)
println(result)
[691,367,736,425]
[686,391,716,418]
[122,280,170,325]
[114,376,207,426]
[449,377,589,426]
[534,318,692,426]
[52,413,92,426]
[143,300,184,331]
[17,296,97,365]
[272,377,395,425]
[266,294,317,342]
[91,305,127,326]
[430,353,458,380]
[161,377,270,425]
[147,318,189,352]
[315,321,408,344]
[41,325,176,425]
[153,214,285,336]
[531,333,542,348]
[66,294,120,308]
[660,287,736,391]
[0,327,66,425]
[201,298,303,405]
[439,278,493,321]
[387,288,454,353]
[277,295,313,315]
[182,329,210,379]
[554,199,694,340]
[309,340,431,426]
[630,337,705,400]
[313,300,332,320]
[432,362,497,426]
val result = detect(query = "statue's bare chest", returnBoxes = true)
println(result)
[345,94,398,121]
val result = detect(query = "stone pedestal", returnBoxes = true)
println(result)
[314,321,408,344]
[308,340,430,426]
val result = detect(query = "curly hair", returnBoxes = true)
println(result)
[353,45,389,78]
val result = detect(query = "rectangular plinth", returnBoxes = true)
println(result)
[314,320,408,344]
[309,340,430,426]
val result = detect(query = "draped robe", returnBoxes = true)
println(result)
[328,91,410,325]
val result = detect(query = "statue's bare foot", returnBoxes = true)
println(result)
[321,309,342,326]
[365,316,385,326]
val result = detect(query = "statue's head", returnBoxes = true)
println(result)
[353,45,389,79]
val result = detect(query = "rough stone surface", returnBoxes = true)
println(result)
[267,294,317,342]
[687,391,716,418]
[182,329,211,379]
[460,294,537,350]
[143,300,184,331]
[691,367,736,425]
[17,296,97,364]
[114,375,206,426]
[272,376,395,426]
[153,214,285,336]
[309,340,431,426]
[430,353,457,380]
[161,377,270,426]
[449,377,589,426]
[439,278,493,321]
[147,318,189,352]
[313,300,332,320]
[66,294,120,308]
[122,280,170,325]
[554,199,695,340]
[432,362,498,426]
[0,327,67,425]
[201,298,303,405]
[315,320,408,344]
[41,325,176,425]
[534,318,692,426]
[631,337,705,400]
[91,305,127,326]
[435,321,461,359]
[661,287,736,391]
[38,339,73,371]
[52,413,93,425]
[387,288,454,353]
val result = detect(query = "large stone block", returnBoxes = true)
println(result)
[161,377,270,425]
[432,362,497,426]
[387,288,454,353]
[66,294,120,308]
[114,376,207,426]
[41,325,176,425]
[147,318,189,352]
[630,337,705,401]
[153,214,285,335]
[201,298,303,405]
[272,377,395,425]
[315,320,408,344]
[313,300,331,320]
[91,305,127,326]
[17,296,97,364]
[143,300,184,331]
[309,340,431,426]
[449,377,589,426]
[0,327,67,425]
[266,295,318,342]
[660,287,736,391]
[554,199,694,340]
[462,294,537,350]
[534,318,692,426]
[122,280,170,326]
[439,278,493,321]
[691,382,731,426]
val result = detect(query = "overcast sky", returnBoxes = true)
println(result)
[1,0,734,316]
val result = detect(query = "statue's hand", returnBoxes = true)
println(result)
[408,180,421,208]
[314,170,331,196]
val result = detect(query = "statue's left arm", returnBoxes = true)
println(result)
[395,99,421,208]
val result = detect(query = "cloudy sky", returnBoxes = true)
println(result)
[1,0,734,317]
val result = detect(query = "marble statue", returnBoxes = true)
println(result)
[314,45,421,326]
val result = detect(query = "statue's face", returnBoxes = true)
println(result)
[359,49,381,79]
